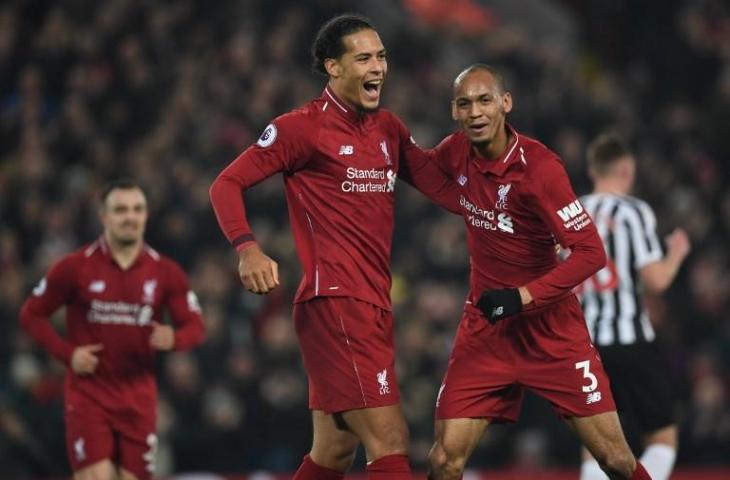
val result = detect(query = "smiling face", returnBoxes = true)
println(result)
[452,69,512,152]
[325,28,387,112]
[100,187,148,247]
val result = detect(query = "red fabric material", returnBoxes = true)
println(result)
[209,85,459,311]
[631,462,653,480]
[430,127,606,311]
[19,238,205,414]
[436,298,616,421]
[292,455,344,480]
[366,454,412,479]
[294,297,400,413]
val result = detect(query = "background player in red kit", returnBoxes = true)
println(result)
[425,64,653,480]
[20,179,206,480]
[209,14,456,480]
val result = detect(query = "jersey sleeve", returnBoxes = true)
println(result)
[395,118,460,214]
[209,111,315,250]
[19,256,76,365]
[163,260,206,351]
[627,200,664,268]
[525,155,607,306]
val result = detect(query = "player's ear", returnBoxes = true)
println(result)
[451,100,458,121]
[502,92,513,114]
[324,58,341,78]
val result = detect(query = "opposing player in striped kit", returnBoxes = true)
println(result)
[578,134,690,480]
[425,64,653,480]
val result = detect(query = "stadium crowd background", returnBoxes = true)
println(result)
[1,0,728,477]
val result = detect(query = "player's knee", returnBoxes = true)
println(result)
[312,438,358,472]
[595,447,636,479]
[74,464,115,480]
[428,441,467,479]
[367,421,409,458]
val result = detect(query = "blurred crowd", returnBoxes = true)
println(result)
[1,0,729,477]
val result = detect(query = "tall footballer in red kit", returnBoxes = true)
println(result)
[20,180,206,480]
[425,65,653,480]
[209,14,457,480]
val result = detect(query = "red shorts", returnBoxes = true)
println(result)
[293,296,400,414]
[436,294,616,422]
[65,388,157,479]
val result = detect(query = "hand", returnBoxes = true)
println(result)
[238,244,280,294]
[70,344,103,375]
[665,228,690,261]
[150,321,175,351]
[477,288,523,324]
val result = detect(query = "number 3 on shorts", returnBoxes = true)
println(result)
[575,360,598,393]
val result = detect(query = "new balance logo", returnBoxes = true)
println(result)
[339,145,354,155]
[377,368,390,395]
[586,391,602,404]
[457,175,468,186]
[491,306,504,317]
[89,280,106,293]
[557,200,584,221]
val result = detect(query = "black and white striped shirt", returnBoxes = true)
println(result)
[578,193,664,346]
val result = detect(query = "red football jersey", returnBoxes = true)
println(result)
[210,86,458,310]
[431,126,606,313]
[20,237,205,413]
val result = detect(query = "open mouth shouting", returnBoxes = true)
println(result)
[361,78,383,105]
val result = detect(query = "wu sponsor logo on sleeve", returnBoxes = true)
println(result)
[557,200,591,231]
[557,200,584,221]
[377,368,390,395]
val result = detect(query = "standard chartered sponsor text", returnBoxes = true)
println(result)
[88,300,153,326]
[342,167,396,193]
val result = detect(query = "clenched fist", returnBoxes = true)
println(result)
[71,344,103,375]
[238,244,280,294]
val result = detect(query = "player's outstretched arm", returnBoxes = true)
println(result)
[641,227,691,294]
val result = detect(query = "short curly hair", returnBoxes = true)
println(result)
[311,14,376,76]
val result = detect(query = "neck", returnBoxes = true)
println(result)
[105,231,143,270]
[327,81,360,114]
[475,123,510,160]
[593,178,629,196]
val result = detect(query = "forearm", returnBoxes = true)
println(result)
[19,306,74,365]
[524,239,607,306]
[172,320,205,350]
[209,174,256,250]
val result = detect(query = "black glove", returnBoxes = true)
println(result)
[477,288,522,323]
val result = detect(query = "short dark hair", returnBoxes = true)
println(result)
[100,178,145,205]
[587,133,633,177]
[311,14,376,75]
[453,63,507,95]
